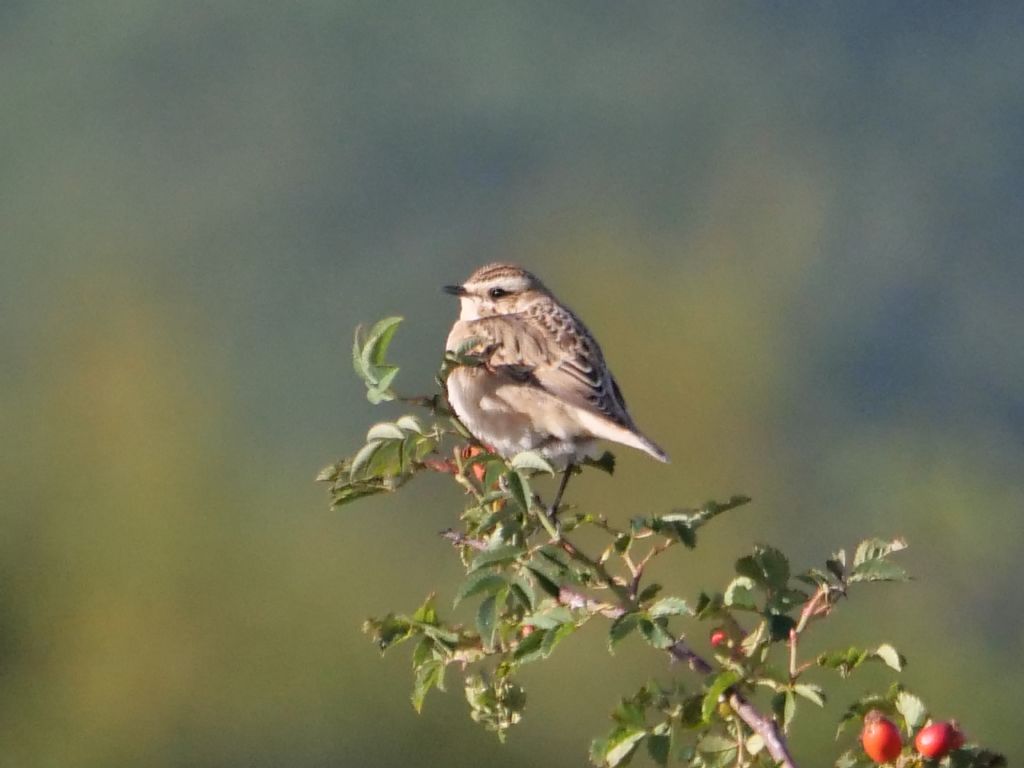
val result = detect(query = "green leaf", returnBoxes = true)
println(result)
[611,692,648,729]
[874,643,906,672]
[367,366,399,403]
[476,593,501,649]
[724,576,759,610]
[895,690,928,730]
[827,550,847,581]
[526,604,574,629]
[637,583,663,603]
[701,670,741,723]
[453,572,507,607]
[510,450,556,475]
[366,422,405,441]
[817,647,870,678]
[360,316,403,370]
[526,566,561,598]
[505,470,533,514]
[352,329,367,381]
[411,637,433,668]
[817,644,906,678]
[349,440,383,478]
[411,659,443,713]
[853,537,907,566]
[695,733,738,768]
[770,690,797,732]
[315,463,340,482]
[509,572,536,612]
[609,612,642,652]
[639,618,675,650]
[364,438,402,478]
[849,559,909,583]
[767,613,797,641]
[646,733,670,766]
[679,693,704,728]
[604,729,646,767]
[362,614,413,652]
[735,545,790,592]
[395,414,425,434]
[468,545,526,573]
[513,627,547,663]
[648,597,691,618]
[794,683,826,707]
[412,595,439,625]
[541,622,575,657]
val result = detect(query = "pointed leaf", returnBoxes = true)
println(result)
[853,537,907,566]
[505,470,533,514]
[510,451,556,475]
[794,683,826,707]
[609,612,642,652]
[724,576,759,610]
[874,643,905,672]
[360,316,403,369]
[639,618,675,649]
[702,670,741,723]
[849,559,909,583]
[350,440,382,478]
[605,729,647,767]
[895,690,927,730]
[366,422,405,441]
[453,572,507,607]
[395,415,425,434]
[468,545,526,573]
[476,593,500,649]
[648,597,692,618]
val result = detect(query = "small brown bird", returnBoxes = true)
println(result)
[443,263,668,512]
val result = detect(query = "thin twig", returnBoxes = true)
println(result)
[542,492,798,767]
[557,587,623,618]
[664,638,797,767]
[733,713,746,767]
[728,691,798,768]
[440,529,487,550]
[554,537,633,605]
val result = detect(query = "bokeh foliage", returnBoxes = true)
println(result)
[2,2,1023,767]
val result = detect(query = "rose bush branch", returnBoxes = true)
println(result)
[319,317,1005,768]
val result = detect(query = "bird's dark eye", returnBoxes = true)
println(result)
[488,287,510,299]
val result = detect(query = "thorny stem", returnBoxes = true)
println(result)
[728,691,798,768]
[442,476,801,767]
[551,517,800,767]
[555,537,633,606]
[663,639,798,768]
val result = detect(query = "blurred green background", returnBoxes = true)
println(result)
[3,2,1023,766]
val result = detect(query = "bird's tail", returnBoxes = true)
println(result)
[635,432,670,463]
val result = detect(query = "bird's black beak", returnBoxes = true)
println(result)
[443,284,468,297]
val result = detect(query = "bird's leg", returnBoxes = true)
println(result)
[547,463,575,520]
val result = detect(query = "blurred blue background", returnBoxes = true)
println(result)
[2,2,1023,765]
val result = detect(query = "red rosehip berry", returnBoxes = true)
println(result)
[520,624,535,638]
[710,629,728,648]
[915,721,962,760]
[861,710,902,764]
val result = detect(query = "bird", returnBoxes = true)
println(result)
[443,263,668,516]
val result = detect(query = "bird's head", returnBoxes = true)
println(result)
[444,263,550,320]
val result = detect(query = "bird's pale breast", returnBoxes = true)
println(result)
[446,367,598,468]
